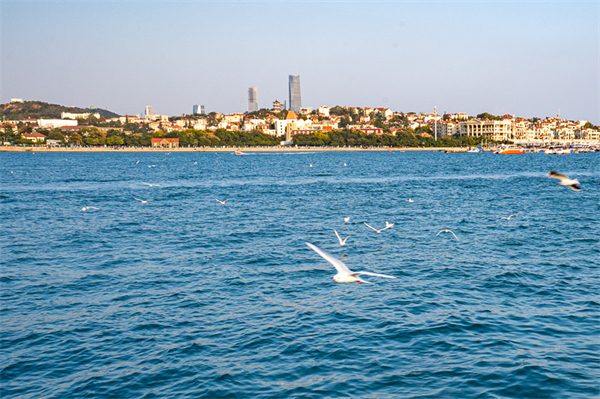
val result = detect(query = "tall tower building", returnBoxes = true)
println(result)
[289,75,301,113]
[145,105,157,117]
[248,86,259,113]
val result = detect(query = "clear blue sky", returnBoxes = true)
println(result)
[1,1,598,123]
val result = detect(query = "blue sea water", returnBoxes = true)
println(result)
[0,150,599,398]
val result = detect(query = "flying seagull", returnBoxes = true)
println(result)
[134,198,153,204]
[547,171,581,191]
[437,230,459,241]
[364,222,392,234]
[79,207,99,212]
[408,198,414,203]
[385,221,394,229]
[344,217,350,223]
[215,198,229,205]
[135,160,140,164]
[334,229,351,246]
[148,165,156,168]
[306,242,397,284]
[142,182,160,187]
[499,214,517,221]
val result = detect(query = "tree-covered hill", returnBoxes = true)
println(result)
[0,101,120,120]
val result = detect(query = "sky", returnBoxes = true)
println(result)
[1,1,599,123]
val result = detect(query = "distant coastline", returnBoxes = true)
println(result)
[0,145,447,153]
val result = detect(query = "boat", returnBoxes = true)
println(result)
[234,150,243,155]
[467,146,482,153]
[494,146,525,154]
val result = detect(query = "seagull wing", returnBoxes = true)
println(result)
[306,242,352,275]
[334,229,343,245]
[547,171,569,182]
[343,235,351,244]
[569,184,582,191]
[449,231,459,241]
[134,198,143,202]
[351,271,397,279]
[89,207,99,210]
[364,222,379,232]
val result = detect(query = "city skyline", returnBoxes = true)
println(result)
[1,1,598,123]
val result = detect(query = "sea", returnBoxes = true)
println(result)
[1,150,599,398]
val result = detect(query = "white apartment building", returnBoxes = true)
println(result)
[37,119,78,128]
[459,119,512,141]
[318,106,330,117]
[61,112,101,119]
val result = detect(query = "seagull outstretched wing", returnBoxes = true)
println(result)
[306,242,351,275]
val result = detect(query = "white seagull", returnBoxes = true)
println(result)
[79,207,99,212]
[364,222,392,234]
[142,182,160,187]
[408,198,414,203]
[547,171,581,191]
[344,217,350,223]
[343,163,347,166]
[215,198,229,205]
[499,214,517,221]
[148,165,156,168]
[334,229,351,246]
[134,198,153,204]
[135,160,140,164]
[385,221,394,229]
[310,164,313,167]
[306,242,397,284]
[437,230,459,241]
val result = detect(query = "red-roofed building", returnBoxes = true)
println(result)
[151,138,179,148]
[22,132,47,143]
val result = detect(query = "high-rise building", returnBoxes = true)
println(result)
[145,105,157,117]
[193,105,206,115]
[289,75,302,113]
[248,86,259,113]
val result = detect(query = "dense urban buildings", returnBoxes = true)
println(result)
[248,86,259,113]
[288,75,301,113]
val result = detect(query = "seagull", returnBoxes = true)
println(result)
[215,198,229,205]
[385,221,394,229]
[547,171,581,191]
[344,217,350,223]
[334,229,351,246]
[408,198,414,203]
[142,182,160,187]
[310,164,313,167]
[193,161,197,165]
[135,160,140,164]
[148,165,156,168]
[306,242,397,284]
[79,207,99,212]
[437,230,459,241]
[343,163,347,166]
[499,214,517,221]
[134,198,153,204]
[364,222,391,234]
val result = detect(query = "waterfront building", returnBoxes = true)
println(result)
[459,119,512,141]
[151,138,179,148]
[248,86,259,113]
[288,75,302,113]
[22,132,47,143]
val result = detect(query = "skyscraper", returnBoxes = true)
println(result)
[248,86,259,113]
[193,105,205,115]
[288,75,301,113]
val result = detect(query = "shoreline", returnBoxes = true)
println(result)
[0,146,462,153]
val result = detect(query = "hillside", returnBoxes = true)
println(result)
[0,101,120,120]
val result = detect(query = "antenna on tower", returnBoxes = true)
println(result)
[558,109,560,119]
